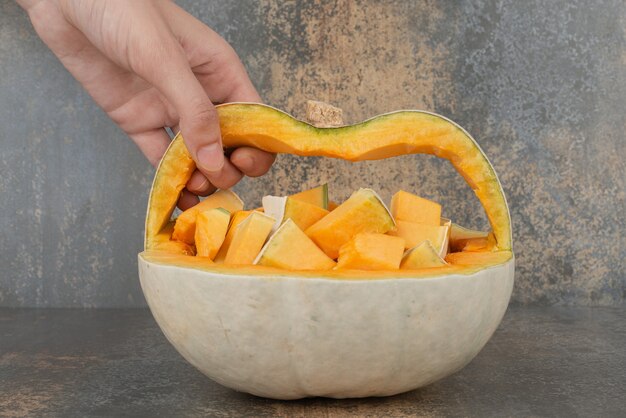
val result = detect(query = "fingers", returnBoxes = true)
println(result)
[132,44,225,179]
[186,170,216,196]
[185,147,274,197]
[181,105,223,176]
[158,4,273,187]
[230,147,276,177]
[161,1,262,104]
[177,189,200,211]
[107,88,179,136]
[204,160,244,190]
[159,4,277,181]
[53,0,275,196]
[129,129,171,167]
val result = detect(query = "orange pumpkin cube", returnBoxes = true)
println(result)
[255,219,335,270]
[224,212,275,265]
[194,208,231,259]
[390,190,441,226]
[305,189,395,259]
[172,190,243,245]
[337,233,405,270]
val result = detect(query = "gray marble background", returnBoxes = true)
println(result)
[1,1,624,307]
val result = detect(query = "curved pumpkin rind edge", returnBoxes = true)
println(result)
[139,250,514,281]
[144,132,195,250]
[413,109,513,252]
[216,103,512,250]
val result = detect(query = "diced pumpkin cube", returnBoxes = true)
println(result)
[390,190,441,226]
[445,250,512,266]
[401,241,447,269]
[172,190,244,245]
[387,220,450,257]
[449,223,490,252]
[336,233,405,270]
[291,184,329,209]
[255,219,335,270]
[263,196,329,232]
[459,232,497,252]
[194,208,231,259]
[213,210,252,263]
[152,240,197,257]
[305,188,395,259]
[461,237,487,251]
[152,222,196,256]
[224,212,275,265]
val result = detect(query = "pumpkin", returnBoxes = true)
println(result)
[138,103,514,399]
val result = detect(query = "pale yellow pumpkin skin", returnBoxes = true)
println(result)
[138,254,513,399]
[139,103,514,399]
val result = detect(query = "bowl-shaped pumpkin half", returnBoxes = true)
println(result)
[138,103,514,400]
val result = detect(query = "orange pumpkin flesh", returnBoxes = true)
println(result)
[141,249,512,279]
[143,103,513,277]
[255,219,336,270]
[390,190,441,226]
[337,233,405,270]
[223,211,275,265]
[304,188,395,259]
[149,222,196,256]
[290,184,329,209]
[401,241,447,269]
[213,210,253,263]
[172,190,243,245]
[194,208,230,259]
[262,196,329,232]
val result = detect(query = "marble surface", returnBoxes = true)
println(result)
[0,306,624,417]
[1,1,624,307]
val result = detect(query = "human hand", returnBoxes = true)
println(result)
[18,0,275,209]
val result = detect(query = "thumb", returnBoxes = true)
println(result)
[141,51,224,175]
[177,99,224,175]
[140,59,224,175]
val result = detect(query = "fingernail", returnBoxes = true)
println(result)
[197,143,224,173]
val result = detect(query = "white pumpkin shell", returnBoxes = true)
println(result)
[139,254,514,399]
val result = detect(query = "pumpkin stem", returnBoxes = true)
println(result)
[306,100,343,127]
